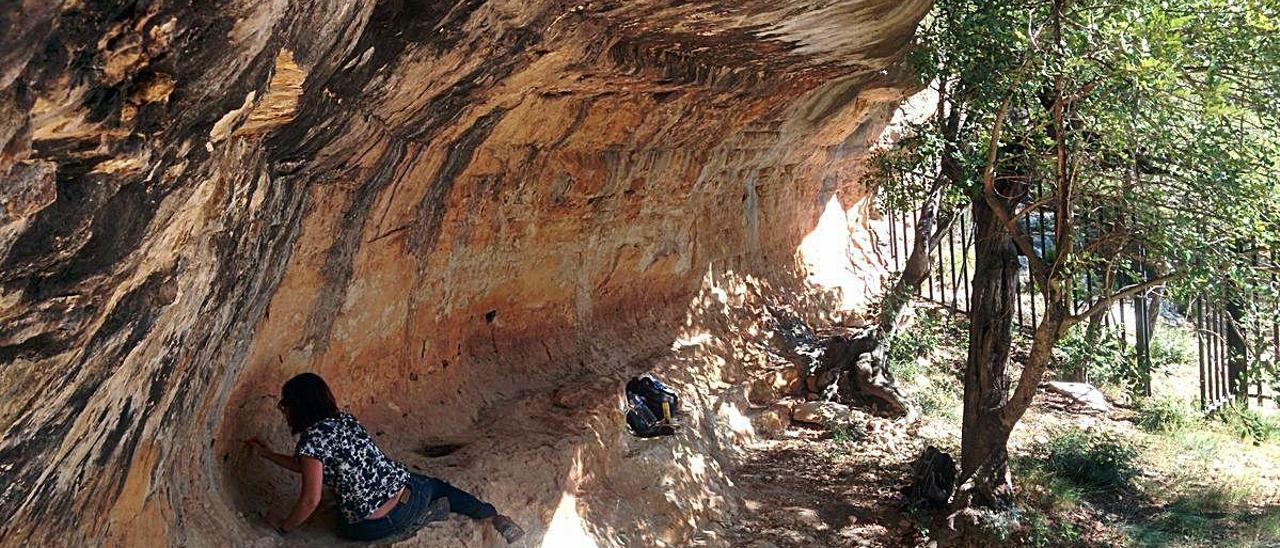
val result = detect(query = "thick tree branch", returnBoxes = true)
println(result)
[1000,303,1067,425]
[1051,72,1074,273]
[1066,272,1184,326]
[1010,192,1056,224]
[877,177,960,334]
[981,97,1050,289]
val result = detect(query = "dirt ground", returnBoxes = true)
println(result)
[723,426,918,547]
[719,306,1280,548]
[720,390,1097,548]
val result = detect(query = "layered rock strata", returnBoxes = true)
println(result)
[0,1,928,545]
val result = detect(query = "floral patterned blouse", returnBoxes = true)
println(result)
[295,412,410,523]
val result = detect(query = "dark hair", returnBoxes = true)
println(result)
[280,373,339,434]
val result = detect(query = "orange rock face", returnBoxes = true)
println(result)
[0,1,926,545]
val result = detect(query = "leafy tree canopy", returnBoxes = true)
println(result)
[875,0,1280,304]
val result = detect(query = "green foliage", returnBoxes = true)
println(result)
[903,506,934,538]
[972,507,1016,543]
[915,379,962,420]
[883,0,1280,516]
[887,308,945,378]
[885,307,964,418]
[1216,404,1280,443]
[1019,467,1084,512]
[1053,322,1196,395]
[1035,428,1142,495]
[881,0,1280,331]
[1009,464,1094,547]
[999,410,1280,546]
[1127,481,1268,546]
[831,421,867,446]
[1020,510,1084,548]
[824,421,869,460]
[1134,396,1198,433]
[1054,325,1130,385]
[970,505,1086,548]
[1244,511,1280,547]
[1148,326,1194,373]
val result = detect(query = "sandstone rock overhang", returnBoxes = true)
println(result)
[0,1,928,545]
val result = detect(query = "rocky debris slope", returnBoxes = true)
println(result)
[0,1,927,545]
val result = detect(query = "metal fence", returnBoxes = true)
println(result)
[885,207,1148,325]
[1195,300,1236,413]
[884,207,1152,331]
[883,201,1280,413]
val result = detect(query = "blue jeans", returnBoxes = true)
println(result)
[341,473,498,541]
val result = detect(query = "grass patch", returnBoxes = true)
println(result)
[825,421,868,458]
[887,307,946,380]
[1009,425,1280,547]
[1124,418,1280,546]
[886,305,965,420]
[1124,480,1270,547]
[1216,404,1280,443]
[916,378,962,419]
[1134,396,1200,433]
[1145,428,1222,488]
[1055,326,1130,386]
[898,307,1280,547]
[1019,466,1086,513]
[1241,511,1280,546]
[1034,427,1142,496]
[1018,509,1086,548]
[983,428,1145,546]
[1053,321,1196,397]
[967,503,1092,548]
[831,421,867,445]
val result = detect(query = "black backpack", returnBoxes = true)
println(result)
[902,446,957,511]
[626,375,681,421]
[625,392,675,438]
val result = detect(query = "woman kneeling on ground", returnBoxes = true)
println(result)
[245,372,524,543]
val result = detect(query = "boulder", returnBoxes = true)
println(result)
[747,375,779,407]
[753,402,793,437]
[791,401,852,427]
[1045,381,1112,413]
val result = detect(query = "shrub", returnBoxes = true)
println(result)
[973,507,1015,543]
[916,378,961,418]
[1216,404,1280,443]
[971,505,1086,548]
[887,307,945,380]
[1147,326,1194,373]
[831,421,867,445]
[1134,482,1261,544]
[1054,323,1196,395]
[1055,326,1131,387]
[1021,510,1083,548]
[1134,396,1198,433]
[1037,427,1142,495]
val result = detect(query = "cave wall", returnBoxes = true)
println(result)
[0,1,928,545]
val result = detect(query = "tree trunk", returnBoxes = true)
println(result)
[815,100,966,416]
[881,189,950,336]
[848,186,953,404]
[807,187,956,417]
[1145,287,1162,336]
[959,192,1022,507]
[1227,293,1249,404]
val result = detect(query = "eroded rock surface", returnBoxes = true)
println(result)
[0,1,927,545]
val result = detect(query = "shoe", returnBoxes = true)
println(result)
[423,496,451,523]
[493,515,525,544]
